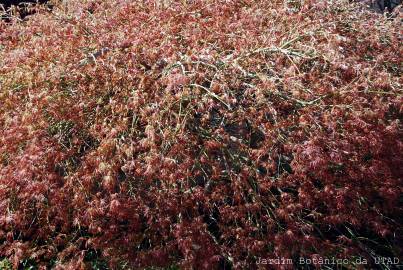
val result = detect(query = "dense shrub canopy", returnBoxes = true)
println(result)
[0,0,402,269]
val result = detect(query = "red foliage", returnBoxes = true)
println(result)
[0,0,402,269]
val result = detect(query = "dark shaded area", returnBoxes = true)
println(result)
[375,0,401,12]
[1,0,51,20]
[355,0,402,13]
[1,0,47,8]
